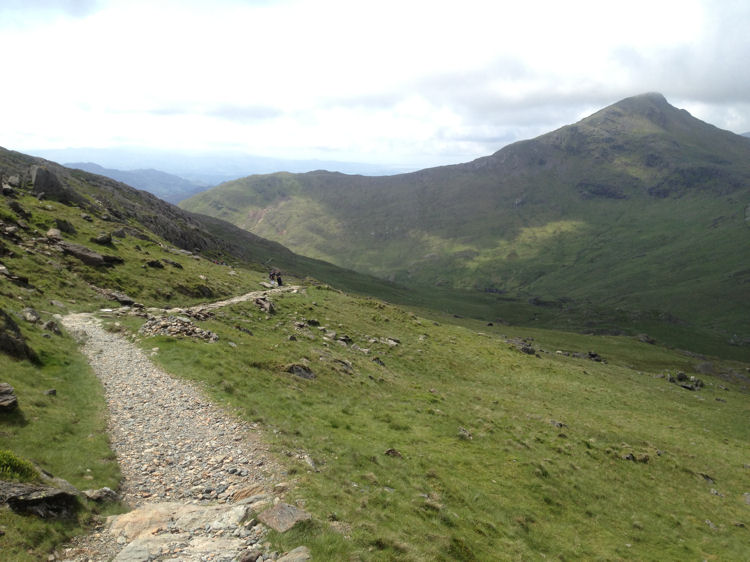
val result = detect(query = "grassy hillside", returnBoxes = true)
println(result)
[1,146,749,560]
[180,94,750,357]
[123,283,750,560]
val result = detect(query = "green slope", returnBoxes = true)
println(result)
[1,146,749,560]
[180,93,750,355]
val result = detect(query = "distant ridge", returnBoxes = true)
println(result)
[65,162,207,204]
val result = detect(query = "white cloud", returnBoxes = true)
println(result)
[2,0,750,167]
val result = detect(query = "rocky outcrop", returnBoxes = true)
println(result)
[0,382,18,411]
[0,480,80,518]
[31,166,87,207]
[257,503,311,533]
[0,308,39,363]
[58,241,106,266]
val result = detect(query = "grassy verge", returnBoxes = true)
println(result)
[134,284,750,560]
[0,298,123,560]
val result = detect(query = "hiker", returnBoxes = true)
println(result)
[275,271,283,286]
[269,271,276,285]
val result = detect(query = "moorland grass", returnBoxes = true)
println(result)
[136,285,750,560]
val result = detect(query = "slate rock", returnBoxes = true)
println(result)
[8,200,30,219]
[1,481,79,518]
[42,320,61,335]
[0,382,18,411]
[90,232,112,245]
[278,546,312,561]
[46,228,63,240]
[0,308,39,362]
[59,241,106,266]
[284,364,315,380]
[31,166,85,206]
[54,218,77,234]
[21,307,40,323]
[83,486,119,503]
[257,503,311,533]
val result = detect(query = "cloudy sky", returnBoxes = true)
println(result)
[2,0,749,169]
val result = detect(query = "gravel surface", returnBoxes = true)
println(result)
[57,310,289,561]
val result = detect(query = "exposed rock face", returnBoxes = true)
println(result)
[55,218,77,234]
[284,364,315,380]
[0,308,38,362]
[0,480,80,518]
[31,165,86,206]
[257,503,311,533]
[91,232,112,245]
[58,241,108,266]
[0,382,18,411]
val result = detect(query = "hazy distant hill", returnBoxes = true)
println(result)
[65,162,208,204]
[181,93,750,348]
[29,147,411,186]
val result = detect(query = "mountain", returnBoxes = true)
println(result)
[28,147,411,186]
[2,145,749,561]
[180,93,750,355]
[64,162,208,204]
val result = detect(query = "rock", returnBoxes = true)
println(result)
[90,232,112,245]
[277,546,312,561]
[58,241,106,266]
[162,258,183,269]
[384,448,402,458]
[145,259,164,268]
[254,297,276,314]
[44,389,56,396]
[108,291,135,305]
[31,166,85,206]
[637,333,656,344]
[0,382,19,411]
[139,315,218,341]
[257,503,311,533]
[21,307,41,323]
[8,200,30,219]
[372,357,385,367]
[46,228,63,240]
[0,308,39,362]
[54,218,76,234]
[0,481,80,518]
[284,364,315,380]
[83,487,119,503]
[458,427,473,440]
[239,550,263,562]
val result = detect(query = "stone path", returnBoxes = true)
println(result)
[57,287,310,561]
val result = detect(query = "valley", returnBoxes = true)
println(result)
[1,93,749,560]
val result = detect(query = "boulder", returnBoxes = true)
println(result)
[8,200,30,219]
[0,382,18,411]
[58,241,106,266]
[90,232,112,245]
[278,546,312,561]
[0,480,79,518]
[54,218,77,234]
[42,320,61,335]
[257,503,311,533]
[0,308,38,362]
[46,228,63,240]
[31,166,85,206]
[284,364,315,380]
[83,487,119,503]
[21,308,40,323]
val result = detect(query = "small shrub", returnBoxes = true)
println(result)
[0,449,37,482]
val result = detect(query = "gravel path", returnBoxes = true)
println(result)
[57,290,299,561]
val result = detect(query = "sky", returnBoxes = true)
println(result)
[2,0,749,169]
